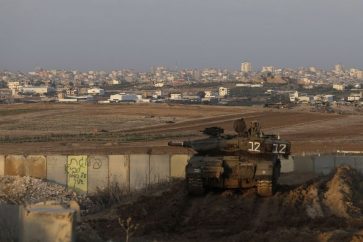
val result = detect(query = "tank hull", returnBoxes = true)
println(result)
[186,154,281,197]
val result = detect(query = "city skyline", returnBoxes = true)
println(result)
[1,0,363,71]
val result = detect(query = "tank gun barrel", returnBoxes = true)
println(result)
[168,140,191,147]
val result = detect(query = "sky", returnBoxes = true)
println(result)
[1,0,363,71]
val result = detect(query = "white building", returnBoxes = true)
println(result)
[314,95,334,103]
[298,96,313,103]
[109,93,139,102]
[170,93,182,100]
[334,64,344,74]
[261,66,275,73]
[7,81,21,96]
[7,81,20,90]
[219,87,229,97]
[333,84,345,91]
[154,82,164,87]
[348,92,362,102]
[22,86,50,95]
[204,90,213,98]
[289,91,299,102]
[240,62,252,73]
[87,88,105,96]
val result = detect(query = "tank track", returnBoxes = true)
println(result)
[187,174,205,195]
[256,180,274,197]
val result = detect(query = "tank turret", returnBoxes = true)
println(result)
[168,117,291,196]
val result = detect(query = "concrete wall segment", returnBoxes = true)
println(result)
[150,154,170,184]
[46,155,67,186]
[170,154,189,178]
[130,154,150,190]
[0,155,4,176]
[5,155,26,176]
[66,155,88,193]
[314,155,335,175]
[108,155,129,191]
[280,156,294,173]
[26,155,46,179]
[87,155,109,194]
[335,156,356,168]
[293,156,314,173]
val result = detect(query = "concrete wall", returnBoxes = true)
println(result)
[335,156,355,167]
[314,155,335,175]
[66,155,88,193]
[27,155,47,179]
[1,153,363,194]
[170,154,189,178]
[109,155,129,191]
[150,154,170,184]
[130,154,150,190]
[292,155,363,174]
[5,155,26,176]
[20,204,76,242]
[0,155,4,176]
[280,156,294,173]
[87,155,109,194]
[293,156,314,173]
[47,155,67,186]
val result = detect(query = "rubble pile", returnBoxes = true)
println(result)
[286,165,363,219]
[0,176,91,207]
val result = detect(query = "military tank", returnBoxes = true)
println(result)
[168,118,291,197]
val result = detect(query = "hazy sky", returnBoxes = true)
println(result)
[1,0,363,71]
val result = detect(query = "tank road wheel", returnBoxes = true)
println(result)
[256,180,274,197]
[187,174,205,195]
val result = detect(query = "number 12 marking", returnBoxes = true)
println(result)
[248,141,261,152]
[272,143,287,154]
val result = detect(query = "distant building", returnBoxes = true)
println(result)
[298,96,313,103]
[109,79,120,85]
[261,66,275,73]
[314,95,334,103]
[109,93,139,102]
[240,62,252,73]
[333,84,345,91]
[204,91,211,98]
[348,92,362,102]
[154,82,164,87]
[334,64,344,74]
[170,93,182,100]
[22,86,50,95]
[0,88,12,101]
[219,87,229,97]
[7,81,21,96]
[87,87,105,96]
[289,91,299,102]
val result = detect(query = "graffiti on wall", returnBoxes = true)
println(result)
[66,156,88,192]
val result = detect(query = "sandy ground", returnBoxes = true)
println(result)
[0,103,362,154]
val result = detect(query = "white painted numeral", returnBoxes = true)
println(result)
[248,141,261,152]
[279,144,287,153]
[272,143,287,154]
